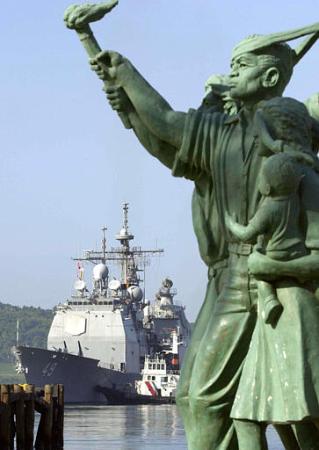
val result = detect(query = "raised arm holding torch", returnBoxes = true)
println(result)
[64,0,132,129]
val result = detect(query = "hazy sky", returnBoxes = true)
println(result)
[1,0,318,321]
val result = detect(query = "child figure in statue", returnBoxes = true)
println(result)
[229,97,319,449]
[226,153,305,324]
[226,97,318,324]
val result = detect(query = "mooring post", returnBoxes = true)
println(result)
[14,384,25,450]
[24,384,35,450]
[43,384,54,450]
[0,384,12,450]
[35,384,54,450]
[53,384,64,450]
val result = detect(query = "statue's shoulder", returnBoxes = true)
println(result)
[190,108,238,128]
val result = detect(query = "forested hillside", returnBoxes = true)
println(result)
[0,302,53,361]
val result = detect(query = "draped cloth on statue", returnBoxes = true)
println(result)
[170,108,265,450]
[231,166,319,423]
[172,108,319,430]
[231,281,319,422]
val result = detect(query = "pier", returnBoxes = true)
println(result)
[0,384,64,450]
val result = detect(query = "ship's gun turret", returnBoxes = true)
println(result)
[156,278,177,310]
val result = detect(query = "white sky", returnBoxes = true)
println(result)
[1,0,318,321]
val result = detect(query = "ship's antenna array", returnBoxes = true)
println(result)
[123,203,130,236]
[72,204,164,292]
[102,226,107,263]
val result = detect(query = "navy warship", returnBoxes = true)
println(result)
[14,204,191,403]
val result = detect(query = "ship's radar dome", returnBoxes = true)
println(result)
[119,227,127,236]
[74,279,87,292]
[93,263,108,281]
[127,286,144,302]
[108,279,121,291]
[116,227,134,241]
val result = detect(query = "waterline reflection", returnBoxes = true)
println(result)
[64,405,187,449]
[63,405,283,450]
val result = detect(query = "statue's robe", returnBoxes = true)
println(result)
[172,108,319,448]
[171,108,265,450]
[132,105,319,448]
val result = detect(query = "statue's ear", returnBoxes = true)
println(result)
[261,67,280,89]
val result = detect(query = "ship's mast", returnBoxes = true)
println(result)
[72,203,164,296]
[102,226,107,264]
[115,203,135,285]
[16,319,20,346]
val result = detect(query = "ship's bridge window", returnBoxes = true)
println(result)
[148,364,152,369]
[152,376,156,380]
[152,364,156,369]
[161,377,168,382]
[147,375,151,380]
[157,364,161,370]
[161,364,165,370]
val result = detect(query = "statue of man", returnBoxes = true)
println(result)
[87,22,319,450]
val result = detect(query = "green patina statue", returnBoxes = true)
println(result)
[64,3,319,449]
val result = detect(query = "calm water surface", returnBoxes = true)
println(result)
[62,405,284,449]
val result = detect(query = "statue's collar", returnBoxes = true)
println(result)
[224,108,256,125]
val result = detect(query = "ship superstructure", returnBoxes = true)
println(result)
[14,204,191,403]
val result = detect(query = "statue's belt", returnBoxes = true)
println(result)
[208,243,254,278]
[228,242,254,256]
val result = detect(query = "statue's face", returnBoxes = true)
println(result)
[230,52,269,101]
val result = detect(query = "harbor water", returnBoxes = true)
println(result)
[61,405,284,449]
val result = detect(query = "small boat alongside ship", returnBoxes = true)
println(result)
[14,204,191,404]
[99,339,181,404]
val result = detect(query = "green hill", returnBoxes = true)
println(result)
[0,302,53,362]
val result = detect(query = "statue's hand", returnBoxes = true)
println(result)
[89,50,129,83]
[224,211,237,234]
[90,54,108,81]
[248,251,308,282]
[248,251,278,280]
[64,1,118,30]
[104,86,133,113]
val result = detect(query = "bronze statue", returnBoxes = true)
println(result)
[64,4,319,449]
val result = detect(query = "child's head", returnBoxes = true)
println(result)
[259,153,301,197]
[256,97,313,154]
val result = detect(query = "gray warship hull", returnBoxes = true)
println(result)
[14,346,140,403]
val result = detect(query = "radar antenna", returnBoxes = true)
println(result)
[102,226,107,263]
[115,202,134,247]
[72,203,164,299]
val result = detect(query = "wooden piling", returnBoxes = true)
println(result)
[13,385,25,450]
[53,384,64,450]
[24,384,35,450]
[0,383,63,449]
[0,384,12,450]
[35,384,54,450]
